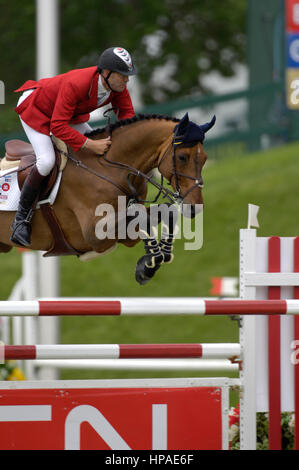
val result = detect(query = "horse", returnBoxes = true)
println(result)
[0,112,215,284]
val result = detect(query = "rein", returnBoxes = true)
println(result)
[101,109,177,204]
[61,150,133,198]
[55,143,177,204]
[102,113,206,203]
[101,154,176,204]
[56,115,204,206]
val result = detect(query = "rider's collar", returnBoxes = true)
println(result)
[97,76,111,105]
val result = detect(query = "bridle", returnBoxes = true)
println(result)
[157,129,204,202]
[57,117,205,206]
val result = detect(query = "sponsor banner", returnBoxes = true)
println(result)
[286,0,299,33]
[285,2,299,107]
[286,33,299,67]
[0,386,223,450]
[286,68,299,109]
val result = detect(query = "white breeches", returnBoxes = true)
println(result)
[17,89,92,176]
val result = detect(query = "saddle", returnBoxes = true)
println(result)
[4,139,61,199]
[3,138,83,257]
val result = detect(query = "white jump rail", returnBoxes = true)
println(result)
[32,358,239,372]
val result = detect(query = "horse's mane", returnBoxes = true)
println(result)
[85,113,180,138]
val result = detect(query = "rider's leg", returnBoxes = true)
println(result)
[10,119,56,247]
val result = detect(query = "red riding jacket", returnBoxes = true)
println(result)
[14,66,135,152]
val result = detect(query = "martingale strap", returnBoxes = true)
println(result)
[39,203,85,257]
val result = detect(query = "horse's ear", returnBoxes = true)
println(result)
[175,112,189,135]
[199,115,216,134]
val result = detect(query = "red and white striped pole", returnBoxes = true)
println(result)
[0,299,299,316]
[1,343,240,360]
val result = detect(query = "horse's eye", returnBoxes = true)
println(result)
[178,154,188,163]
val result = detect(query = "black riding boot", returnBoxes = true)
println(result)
[10,166,45,247]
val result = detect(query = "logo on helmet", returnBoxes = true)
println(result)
[113,47,133,71]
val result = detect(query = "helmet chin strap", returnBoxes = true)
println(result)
[101,70,118,93]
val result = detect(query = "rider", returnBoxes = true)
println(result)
[10,46,137,247]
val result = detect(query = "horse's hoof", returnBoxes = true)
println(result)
[135,254,161,285]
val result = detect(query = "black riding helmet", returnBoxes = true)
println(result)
[98,47,137,92]
[98,47,137,76]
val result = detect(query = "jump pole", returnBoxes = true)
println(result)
[1,343,240,360]
[36,0,60,380]
[32,359,239,372]
[1,298,299,316]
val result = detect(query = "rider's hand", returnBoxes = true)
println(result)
[84,136,112,155]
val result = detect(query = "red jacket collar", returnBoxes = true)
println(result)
[88,68,100,99]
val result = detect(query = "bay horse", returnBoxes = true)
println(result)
[0,112,215,284]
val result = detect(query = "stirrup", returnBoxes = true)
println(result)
[10,208,34,232]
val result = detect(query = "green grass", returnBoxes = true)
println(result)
[1,140,299,384]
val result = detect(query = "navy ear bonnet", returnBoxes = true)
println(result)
[173,113,216,146]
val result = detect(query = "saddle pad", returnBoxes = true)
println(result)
[1,156,21,171]
[0,169,20,210]
[0,167,62,211]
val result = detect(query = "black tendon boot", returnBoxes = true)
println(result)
[10,166,45,247]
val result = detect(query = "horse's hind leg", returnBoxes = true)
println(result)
[0,242,13,253]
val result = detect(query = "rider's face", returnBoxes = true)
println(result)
[102,70,129,92]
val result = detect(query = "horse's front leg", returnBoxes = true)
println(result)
[133,208,164,286]
[135,204,178,284]
[158,203,178,264]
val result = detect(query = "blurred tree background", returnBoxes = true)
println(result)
[0,0,246,132]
